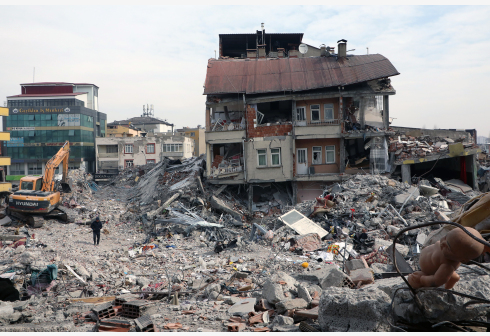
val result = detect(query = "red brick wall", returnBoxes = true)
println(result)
[246,105,293,138]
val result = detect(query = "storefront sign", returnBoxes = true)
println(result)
[8,127,35,131]
[11,107,72,114]
[6,137,24,147]
[16,142,92,147]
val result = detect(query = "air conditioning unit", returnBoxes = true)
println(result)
[308,167,315,175]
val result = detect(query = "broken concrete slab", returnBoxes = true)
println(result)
[209,195,242,220]
[296,283,312,304]
[393,274,490,324]
[228,297,256,315]
[318,287,391,332]
[262,279,286,304]
[345,258,368,275]
[275,298,308,313]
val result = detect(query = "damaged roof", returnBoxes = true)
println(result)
[203,54,400,95]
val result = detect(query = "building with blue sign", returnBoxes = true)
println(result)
[2,82,107,177]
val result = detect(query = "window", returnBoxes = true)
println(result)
[296,107,306,121]
[271,148,281,166]
[124,144,133,154]
[28,130,35,137]
[190,132,195,136]
[125,160,134,167]
[68,130,75,136]
[312,146,322,165]
[28,162,42,175]
[10,163,25,175]
[28,115,34,121]
[326,145,335,163]
[146,159,156,164]
[311,105,320,122]
[164,144,183,152]
[324,103,334,120]
[146,143,155,154]
[257,149,267,167]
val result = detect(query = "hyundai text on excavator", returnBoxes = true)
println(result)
[7,140,72,227]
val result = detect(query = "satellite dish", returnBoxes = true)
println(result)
[299,44,308,54]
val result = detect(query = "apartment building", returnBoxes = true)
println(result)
[204,28,400,210]
[175,126,206,156]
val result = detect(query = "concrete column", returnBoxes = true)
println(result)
[339,137,345,173]
[205,143,212,178]
[383,95,390,129]
[292,181,297,205]
[359,97,365,129]
[401,164,411,184]
[248,184,254,212]
[292,100,297,123]
[205,107,211,131]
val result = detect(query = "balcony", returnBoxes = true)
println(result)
[294,120,341,139]
[98,153,118,159]
[163,151,183,157]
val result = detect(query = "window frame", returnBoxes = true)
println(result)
[324,103,334,121]
[124,159,134,168]
[325,145,336,164]
[312,146,322,165]
[271,148,281,166]
[146,159,156,164]
[146,143,155,154]
[124,144,133,154]
[310,104,320,122]
[257,149,267,167]
[296,106,306,121]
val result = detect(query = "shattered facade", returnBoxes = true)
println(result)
[204,30,399,210]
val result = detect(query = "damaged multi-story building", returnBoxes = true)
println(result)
[203,27,400,210]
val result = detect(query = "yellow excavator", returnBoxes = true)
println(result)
[7,140,72,227]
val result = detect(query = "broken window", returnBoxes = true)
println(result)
[326,145,335,163]
[311,105,320,122]
[255,101,292,124]
[124,144,133,154]
[312,146,322,164]
[257,149,267,167]
[296,107,306,121]
[271,148,281,166]
[324,103,334,121]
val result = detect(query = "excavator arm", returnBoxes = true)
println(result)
[42,140,70,192]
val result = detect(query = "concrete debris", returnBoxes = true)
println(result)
[1,155,490,332]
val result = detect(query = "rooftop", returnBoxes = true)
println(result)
[110,116,174,127]
[20,82,99,88]
[7,92,87,98]
[204,54,399,95]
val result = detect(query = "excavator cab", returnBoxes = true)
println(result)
[19,176,43,191]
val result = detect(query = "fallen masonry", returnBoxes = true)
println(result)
[1,155,490,331]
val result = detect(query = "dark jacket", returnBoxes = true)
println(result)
[91,220,102,231]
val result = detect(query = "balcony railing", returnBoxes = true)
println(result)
[163,151,183,156]
[211,118,246,132]
[295,119,340,126]
[98,153,118,158]
[210,165,243,178]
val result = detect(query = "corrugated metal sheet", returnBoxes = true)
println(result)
[204,54,400,95]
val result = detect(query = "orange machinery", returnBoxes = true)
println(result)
[7,141,72,227]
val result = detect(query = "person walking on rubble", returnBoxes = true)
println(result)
[91,217,102,246]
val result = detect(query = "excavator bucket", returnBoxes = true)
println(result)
[61,182,71,193]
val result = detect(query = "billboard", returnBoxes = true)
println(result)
[6,137,24,147]
[57,114,80,127]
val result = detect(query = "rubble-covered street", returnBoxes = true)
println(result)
[0,154,490,332]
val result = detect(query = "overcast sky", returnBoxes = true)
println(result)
[1,5,489,139]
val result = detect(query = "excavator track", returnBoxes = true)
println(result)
[44,206,72,223]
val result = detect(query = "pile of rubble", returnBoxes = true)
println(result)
[389,133,478,164]
[1,156,490,332]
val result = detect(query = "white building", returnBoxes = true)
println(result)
[110,116,174,134]
[96,134,194,174]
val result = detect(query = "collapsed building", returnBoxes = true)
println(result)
[204,29,483,212]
